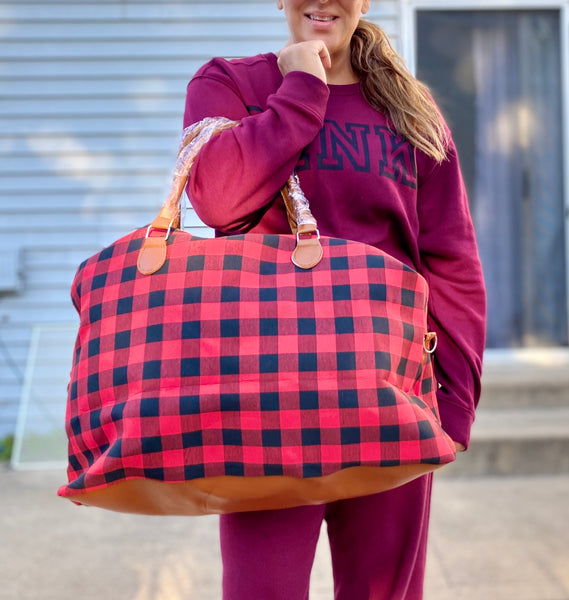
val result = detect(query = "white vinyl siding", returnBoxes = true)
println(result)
[0,1,400,437]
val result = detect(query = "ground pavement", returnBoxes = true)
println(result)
[1,464,568,600]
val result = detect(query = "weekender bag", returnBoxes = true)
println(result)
[58,117,456,515]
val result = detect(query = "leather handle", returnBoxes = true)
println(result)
[138,117,323,274]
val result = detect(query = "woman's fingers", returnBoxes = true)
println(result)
[276,40,330,83]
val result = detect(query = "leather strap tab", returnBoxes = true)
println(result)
[137,236,168,275]
[137,211,178,275]
[292,233,323,270]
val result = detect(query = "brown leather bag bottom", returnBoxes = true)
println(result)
[65,463,443,515]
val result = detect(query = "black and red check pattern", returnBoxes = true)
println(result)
[59,227,456,497]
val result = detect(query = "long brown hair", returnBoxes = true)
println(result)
[351,20,448,162]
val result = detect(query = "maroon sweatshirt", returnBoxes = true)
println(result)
[184,52,486,448]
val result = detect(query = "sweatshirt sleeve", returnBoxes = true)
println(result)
[417,142,487,448]
[183,66,329,232]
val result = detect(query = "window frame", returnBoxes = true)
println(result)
[400,0,569,362]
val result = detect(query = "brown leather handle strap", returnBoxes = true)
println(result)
[138,117,322,274]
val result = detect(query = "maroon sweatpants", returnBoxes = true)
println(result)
[220,474,433,600]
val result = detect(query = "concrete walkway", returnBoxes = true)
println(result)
[1,464,568,600]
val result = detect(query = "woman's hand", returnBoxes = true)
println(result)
[454,441,466,452]
[276,41,331,83]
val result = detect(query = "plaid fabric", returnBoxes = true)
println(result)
[59,227,456,497]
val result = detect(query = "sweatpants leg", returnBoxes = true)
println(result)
[220,503,326,600]
[325,474,433,600]
[220,474,433,600]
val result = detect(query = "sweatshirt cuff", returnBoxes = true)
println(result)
[437,398,475,450]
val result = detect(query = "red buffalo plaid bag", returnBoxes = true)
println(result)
[58,117,456,515]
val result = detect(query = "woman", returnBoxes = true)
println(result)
[184,1,486,598]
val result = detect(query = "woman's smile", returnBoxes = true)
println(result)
[306,11,338,24]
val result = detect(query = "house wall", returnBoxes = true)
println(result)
[0,1,400,438]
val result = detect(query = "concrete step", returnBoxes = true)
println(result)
[440,350,569,477]
[479,348,569,409]
[441,407,569,477]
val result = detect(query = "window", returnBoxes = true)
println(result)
[416,9,567,349]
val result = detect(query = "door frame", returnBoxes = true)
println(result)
[400,0,569,361]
